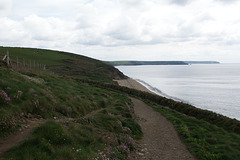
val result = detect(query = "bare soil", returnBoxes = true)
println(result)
[130,98,196,160]
[0,118,45,158]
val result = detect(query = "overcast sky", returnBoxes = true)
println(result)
[1,0,240,62]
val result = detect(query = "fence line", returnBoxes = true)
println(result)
[0,52,46,71]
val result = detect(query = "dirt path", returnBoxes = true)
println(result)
[0,119,45,158]
[130,98,195,160]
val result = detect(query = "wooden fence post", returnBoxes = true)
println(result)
[17,56,18,67]
[2,50,12,66]
[23,58,25,67]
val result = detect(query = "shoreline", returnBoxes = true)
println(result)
[115,78,181,102]
[114,78,155,94]
[115,78,240,122]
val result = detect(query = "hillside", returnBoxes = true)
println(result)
[107,61,187,66]
[0,47,139,159]
[0,46,240,160]
[107,61,220,66]
[185,61,220,64]
[0,47,126,83]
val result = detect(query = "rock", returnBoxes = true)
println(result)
[136,152,144,156]
[27,113,32,118]
[141,148,148,153]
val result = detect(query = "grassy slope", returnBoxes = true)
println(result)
[0,47,139,159]
[1,46,240,160]
[0,47,126,83]
[0,66,141,160]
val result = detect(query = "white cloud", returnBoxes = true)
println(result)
[0,17,25,43]
[23,15,65,41]
[118,0,143,6]
[0,0,12,17]
[105,16,139,42]
[169,0,192,6]
[1,0,240,62]
[216,0,239,4]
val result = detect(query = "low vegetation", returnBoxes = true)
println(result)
[0,65,142,159]
[3,99,141,160]
[147,101,240,160]
[0,46,126,83]
[1,46,240,160]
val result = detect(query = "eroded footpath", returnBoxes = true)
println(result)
[130,98,196,160]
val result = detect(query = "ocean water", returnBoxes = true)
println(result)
[116,64,240,120]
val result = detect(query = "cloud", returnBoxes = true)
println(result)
[198,13,215,22]
[0,17,25,43]
[75,3,99,29]
[118,0,144,7]
[169,0,191,6]
[0,0,11,10]
[0,0,12,17]
[1,0,240,62]
[23,15,67,41]
[216,0,239,4]
[105,17,138,41]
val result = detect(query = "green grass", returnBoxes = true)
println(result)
[0,66,122,136]
[3,96,142,160]
[0,46,126,82]
[147,101,240,160]
[0,47,70,66]
[3,121,99,160]
[89,97,142,140]
[0,61,141,159]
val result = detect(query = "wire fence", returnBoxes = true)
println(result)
[0,51,46,71]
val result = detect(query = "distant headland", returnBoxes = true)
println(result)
[107,61,220,66]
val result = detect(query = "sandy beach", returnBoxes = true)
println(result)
[114,78,155,94]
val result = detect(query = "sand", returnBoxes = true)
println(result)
[114,78,154,94]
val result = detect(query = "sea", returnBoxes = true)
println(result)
[116,64,240,120]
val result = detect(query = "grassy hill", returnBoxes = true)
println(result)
[1,46,240,160]
[0,47,126,83]
[0,47,139,159]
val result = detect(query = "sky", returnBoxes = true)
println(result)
[1,0,240,63]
